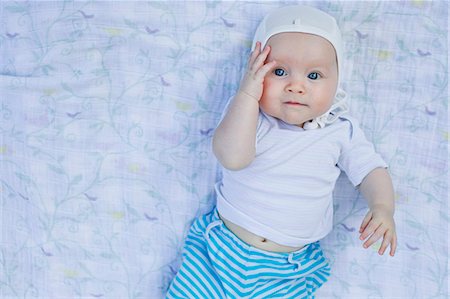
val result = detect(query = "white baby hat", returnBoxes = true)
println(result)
[252,5,349,130]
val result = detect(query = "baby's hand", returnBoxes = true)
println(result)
[359,205,397,256]
[238,41,276,102]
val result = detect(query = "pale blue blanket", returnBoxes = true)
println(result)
[0,1,448,298]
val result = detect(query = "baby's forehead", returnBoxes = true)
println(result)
[267,32,334,50]
[266,32,337,63]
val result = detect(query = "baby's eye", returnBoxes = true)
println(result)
[308,72,321,80]
[274,68,287,77]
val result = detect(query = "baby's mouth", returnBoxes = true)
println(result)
[284,101,307,106]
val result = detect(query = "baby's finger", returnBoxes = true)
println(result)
[359,211,373,233]
[363,227,385,249]
[360,219,380,241]
[254,60,277,81]
[389,233,397,256]
[248,42,261,67]
[378,231,393,255]
[250,45,271,72]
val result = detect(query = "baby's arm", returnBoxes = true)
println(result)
[358,167,397,256]
[213,42,276,170]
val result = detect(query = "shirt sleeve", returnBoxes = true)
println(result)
[337,116,388,186]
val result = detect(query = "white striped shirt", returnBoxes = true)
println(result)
[216,111,387,247]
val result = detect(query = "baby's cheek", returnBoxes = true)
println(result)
[261,79,276,99]
[317,100,333,114]
[262,77,275,90]
[319,91,337,111]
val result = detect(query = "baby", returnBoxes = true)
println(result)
[166,5,397,298]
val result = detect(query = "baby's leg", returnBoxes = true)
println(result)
[205,227,331,298]
[166,208,331,298]
[165,212,226,299]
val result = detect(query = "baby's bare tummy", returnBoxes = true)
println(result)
[219,213,304,253]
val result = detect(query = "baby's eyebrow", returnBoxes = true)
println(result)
[267,51,336,70]
[267,55,285,64]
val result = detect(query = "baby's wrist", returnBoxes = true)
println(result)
[236,89,261,104]
[370,203,394,216]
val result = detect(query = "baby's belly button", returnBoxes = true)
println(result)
[219,214,303,252]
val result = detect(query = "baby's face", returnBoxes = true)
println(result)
[260,32,338,127]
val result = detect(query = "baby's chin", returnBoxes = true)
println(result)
[290,120,307,128]
[260,108,325,128]
[283,118,306,127]
[277,116,309,128]
[283,114,317,127]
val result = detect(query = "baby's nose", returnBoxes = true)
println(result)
[287,82,305,94]
[288,88,303,93]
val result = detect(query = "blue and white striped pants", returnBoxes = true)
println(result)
[166,208,330,298]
